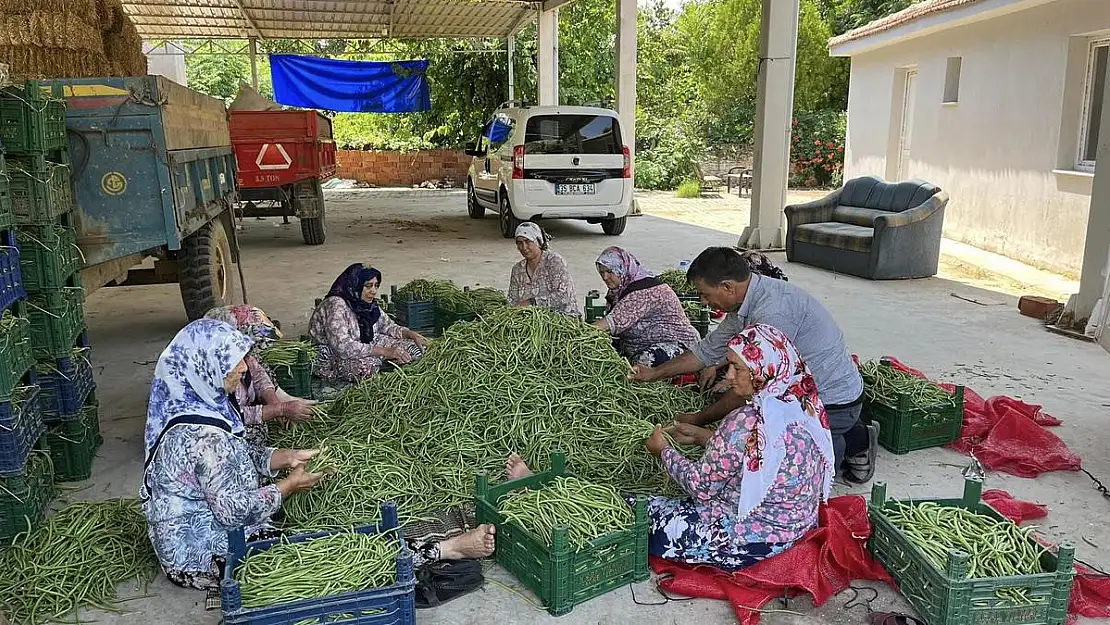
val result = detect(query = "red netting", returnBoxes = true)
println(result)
[877,356,1081,478]
[650,496,890,625]
[649,492,1110,624]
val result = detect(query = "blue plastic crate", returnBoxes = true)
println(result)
[0,229,23,312]
[220,502,416,625]
[0,384,43,477]
[36,352,94,424]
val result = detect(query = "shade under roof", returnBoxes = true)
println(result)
[122,0,540,40]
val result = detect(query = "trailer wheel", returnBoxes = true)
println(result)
[179,216,232,320]
[301,212,326,245]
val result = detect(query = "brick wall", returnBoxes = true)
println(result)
[336,150,472,187]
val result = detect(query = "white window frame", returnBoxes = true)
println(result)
[1077,36,1110,172]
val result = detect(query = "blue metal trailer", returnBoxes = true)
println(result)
[49,76,239,319]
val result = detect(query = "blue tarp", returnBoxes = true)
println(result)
[269,55,431,113]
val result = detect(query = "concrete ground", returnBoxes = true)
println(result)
[74,188,1109,624]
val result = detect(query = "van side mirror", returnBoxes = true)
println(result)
[465,147,486,158]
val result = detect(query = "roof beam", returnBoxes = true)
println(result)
[230,0,265,39]
[541,0,573,11]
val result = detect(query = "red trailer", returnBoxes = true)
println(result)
[230,110,337,245]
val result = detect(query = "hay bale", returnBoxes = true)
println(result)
[0,13,102,52]
[0,45,109,81]
[104,18,145,75]
[0,0,98,18]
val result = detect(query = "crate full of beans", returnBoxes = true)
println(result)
[474,451,649,616]
[220,502,416,625]
[868,479,1075,625]
[859,359,965,454]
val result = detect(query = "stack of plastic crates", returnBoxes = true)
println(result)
[2,81,99,485]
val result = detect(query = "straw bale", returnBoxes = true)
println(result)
[0,0,96,16]
[0,13,102,52]
[0,45,110,81]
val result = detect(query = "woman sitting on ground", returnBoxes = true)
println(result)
[507,222,580,318]
[592,246,701,368]
[508,324,833,570]
[309,263,428,383]
[204,305,316,447]
[141,319,324,591]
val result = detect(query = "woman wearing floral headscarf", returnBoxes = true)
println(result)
[505,324,833,570]
[507,222,580,317]
[592,246,700,367]
[639,323,835,569]
[141,319,323,592]
[309,263,428,383]
[204,305,315,447]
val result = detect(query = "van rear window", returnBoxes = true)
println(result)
[524,115,623,155]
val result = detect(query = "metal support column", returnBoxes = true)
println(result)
[508,35,516,102]
[615,0,637,167]
[1076,57,1110,330]
[740,0,800,250]
[537,8,559,105]
[249,37,259,91]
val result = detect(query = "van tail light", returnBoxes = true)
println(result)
[512,145,525,179]
[621,145,631,178]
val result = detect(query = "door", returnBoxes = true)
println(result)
[519,114,627,207]
[474,113,515,205]
[897,69,918,181]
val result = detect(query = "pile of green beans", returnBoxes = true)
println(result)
[860,360,956,410]
[885,501,1047,603]
[437,287,508,316]
[236,532,398,609]
[498,477,634,551]
[657,269,697,295]
[259,340,318,369]
[394,279,458,302]
[0,499,158,624]
[272,307,705,532]
[0,309,18,334]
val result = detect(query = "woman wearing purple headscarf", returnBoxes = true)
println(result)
[593,247,700,367]
[309,263,428,382]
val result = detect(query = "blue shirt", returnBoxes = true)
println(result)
[691,274,863,406]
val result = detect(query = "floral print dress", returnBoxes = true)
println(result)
[309,296,424,382]
[605,283,701,366]
[508,250,580,317]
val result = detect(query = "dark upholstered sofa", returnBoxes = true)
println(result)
[784,176,950,280]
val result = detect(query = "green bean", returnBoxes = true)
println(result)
[657,269,698,295]
[271,307,706,533]
[859,360,957,413]
[884,500,1048,604]
[259,340,318,370]
[0,499,158,624]
[394,279,458,303]
[498,477,634,551]
[235,532,398,609]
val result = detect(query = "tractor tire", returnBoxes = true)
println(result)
[301,212,326,245]
[602,216,627,235]
[179,216,233,320]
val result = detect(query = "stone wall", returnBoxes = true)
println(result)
[336,150,471,187]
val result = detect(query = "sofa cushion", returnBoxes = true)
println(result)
[831,205,888,227]
[793,222,873,253]
[840,175,941,213]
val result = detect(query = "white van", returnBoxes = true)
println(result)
[465,104,632,237]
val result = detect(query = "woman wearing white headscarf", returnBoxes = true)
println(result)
[141,319,323,591]
[507,221,580,317]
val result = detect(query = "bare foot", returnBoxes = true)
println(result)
[506,454,533,480]
[439,524,496,560]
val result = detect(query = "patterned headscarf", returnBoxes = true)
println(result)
[514,222,547,249]
[326,263,383,344]
[144,319,254,463]
[204,305,282,354]
[596,246,652,303]
[726,324,835,523]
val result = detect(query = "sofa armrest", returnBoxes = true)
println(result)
[873,191,950,230]
[784,189,841,227]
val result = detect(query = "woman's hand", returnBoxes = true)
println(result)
[279,399,317,423]
[697,366,719,392]
[277,465,324,497]
[385,347,413,364]
[644,426,670,458]
[667,422,712,447]
[271,448,319,471]
[409,333,428,349]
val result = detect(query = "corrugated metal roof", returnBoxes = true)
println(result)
[122,0,539,39]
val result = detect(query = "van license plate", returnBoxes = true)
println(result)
[555,183,596,195]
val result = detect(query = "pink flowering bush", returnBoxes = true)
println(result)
[789,110,846,188]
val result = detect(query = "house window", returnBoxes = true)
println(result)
[1078,38,1110,170]
[943,57,962,104]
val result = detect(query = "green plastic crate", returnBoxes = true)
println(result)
[7,155,73,226]
[0,83,67,154]
[475,451,649,616]
[868,480,1075,625]
[265,343,314,400]
[0,311,33,400]
[45,398,101,482]
[27,288,85,359]
[0,153,11,230]
[435,309,477,335]
[584,291,607,323]
[16,225,81,293]
[0,450,55,543]
[863,362,965,455]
